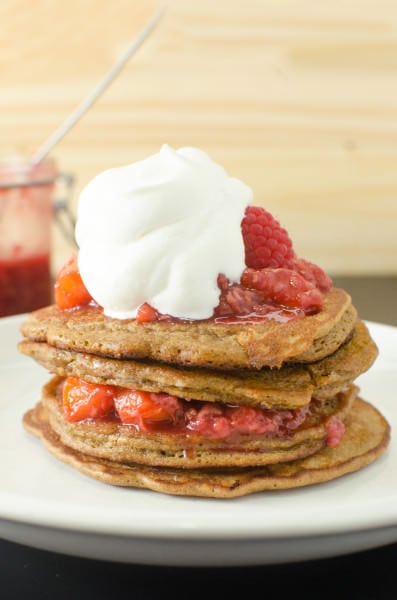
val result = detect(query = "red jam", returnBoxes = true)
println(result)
[0,157,55,318]
[0,253,51,317]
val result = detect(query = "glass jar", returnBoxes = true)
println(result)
[0,157,74,317]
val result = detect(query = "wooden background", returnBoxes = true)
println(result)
[1,0,396,275]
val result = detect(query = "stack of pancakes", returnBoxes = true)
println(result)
[19,285,390,498]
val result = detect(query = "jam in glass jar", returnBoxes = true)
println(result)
[0,157,58,317]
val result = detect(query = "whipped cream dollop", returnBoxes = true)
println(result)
[75,145,252,320]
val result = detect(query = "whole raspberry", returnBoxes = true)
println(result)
[241,206,295,269]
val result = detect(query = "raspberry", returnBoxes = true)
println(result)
[215,275,264,316]
[241,267,323,312]
[293,257,333,293]
[241,206,295,269]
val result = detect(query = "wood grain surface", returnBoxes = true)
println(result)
[1,0,396,274]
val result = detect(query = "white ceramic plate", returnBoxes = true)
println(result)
[0,315,395,567]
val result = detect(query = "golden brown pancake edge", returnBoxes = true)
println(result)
[19,287,355,369]
[18,319,378,410]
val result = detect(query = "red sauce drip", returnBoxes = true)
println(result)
[326,418,346,448]
[213,307,304,324]
[136,307,303,326]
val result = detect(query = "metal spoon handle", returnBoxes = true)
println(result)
[32,7,166,166]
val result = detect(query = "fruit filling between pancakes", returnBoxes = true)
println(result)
[61,376,345,447]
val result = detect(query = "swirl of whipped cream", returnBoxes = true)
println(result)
[75,144,252,320]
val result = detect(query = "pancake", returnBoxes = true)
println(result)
[23,395,390,498]
[26,376,358,469]
[18,320,378,410]
[19,287,356,369]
